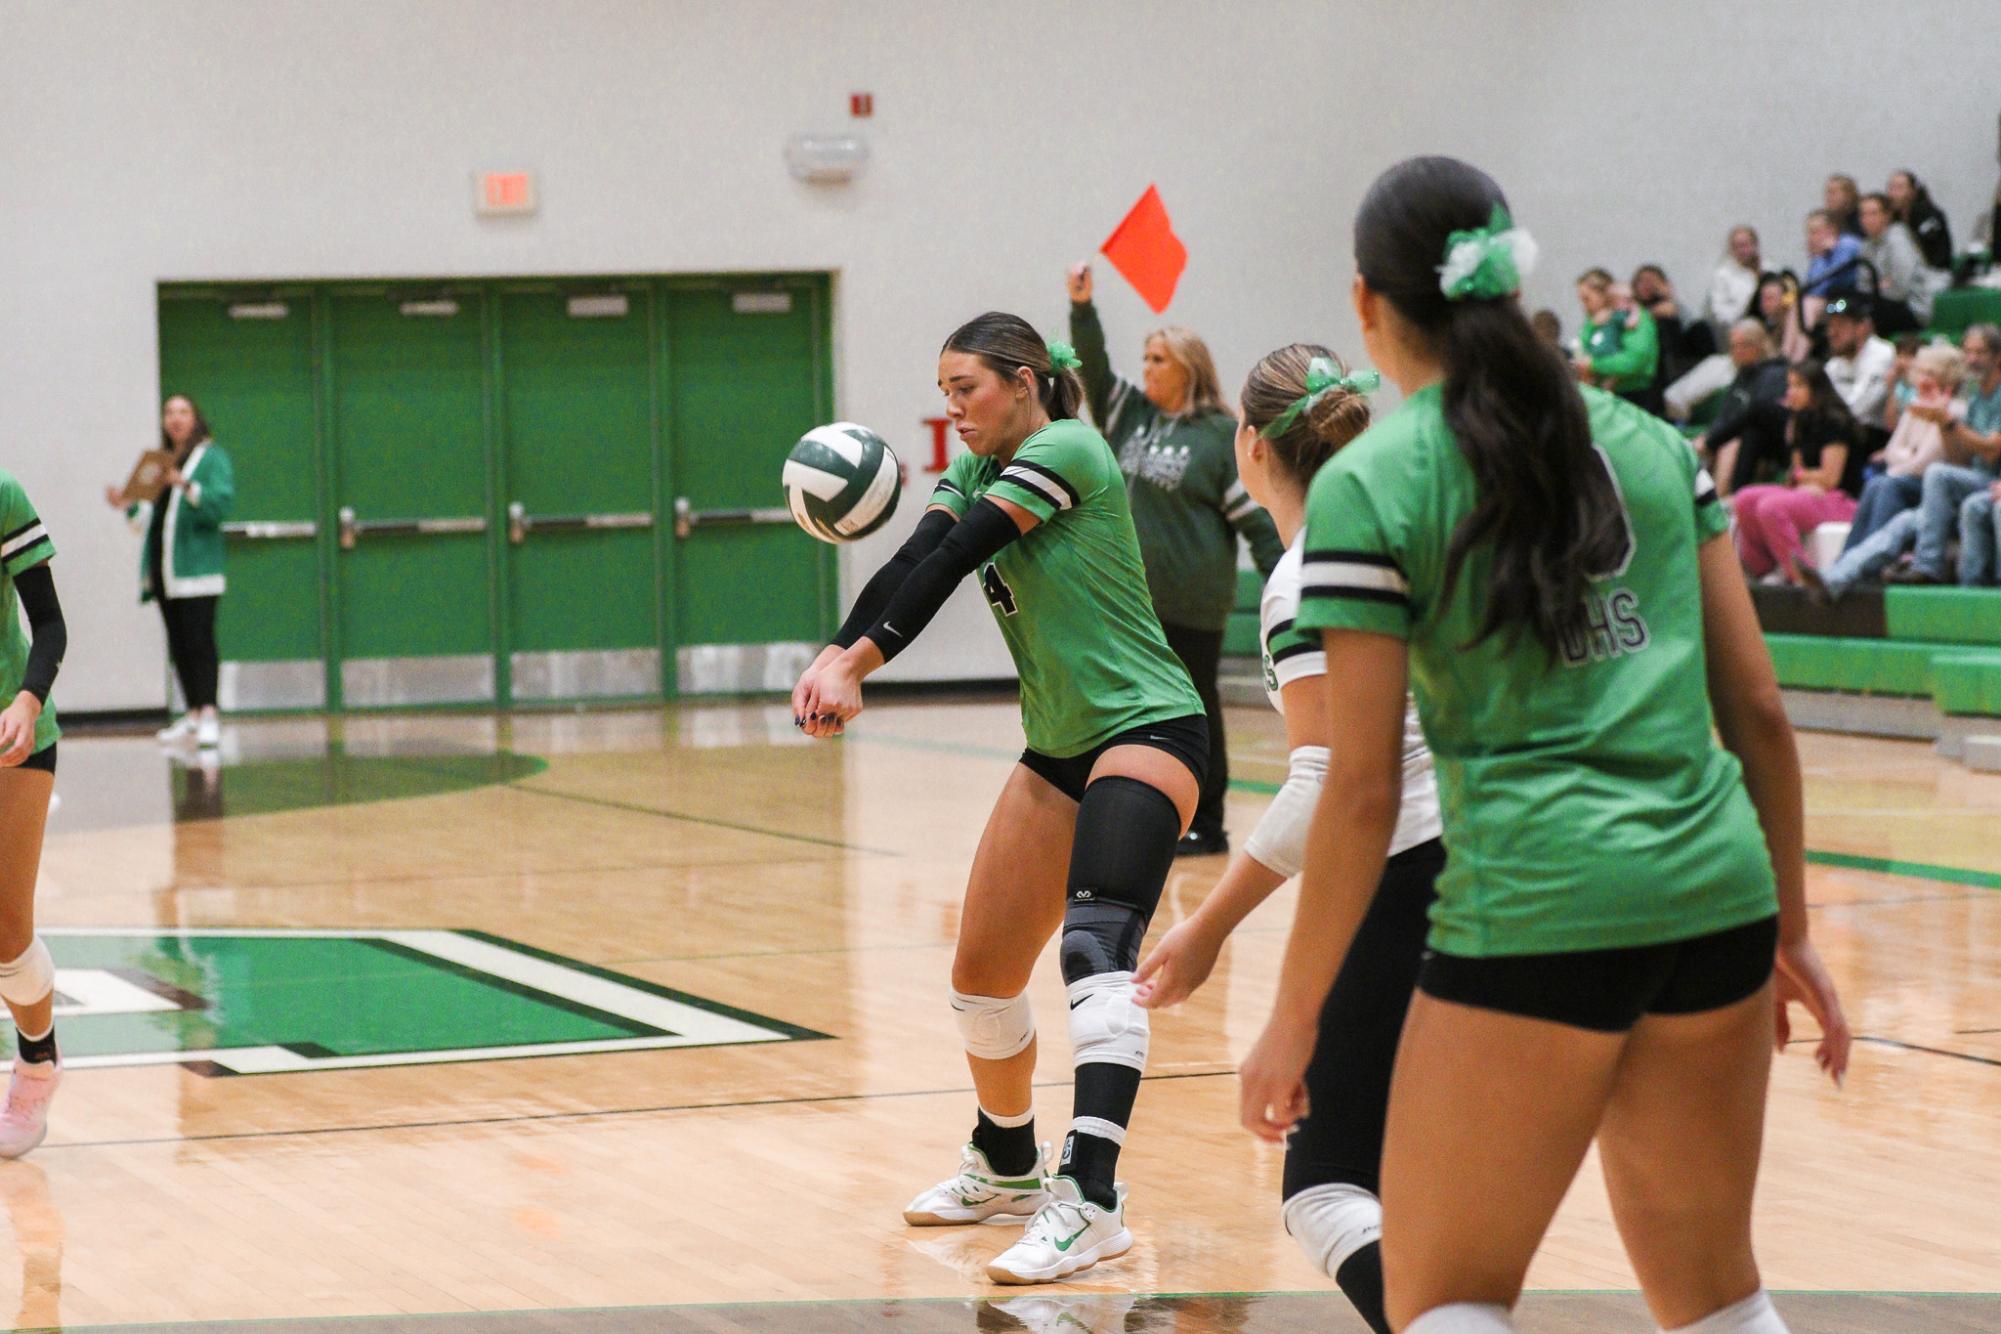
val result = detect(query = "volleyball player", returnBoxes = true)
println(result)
[1236,156,1850,1333]
[0,469,67,1158]
[793,312,1206,1284]
[1133,344,1437,1332]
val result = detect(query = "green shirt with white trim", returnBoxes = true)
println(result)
[1295,384,1775,957]
[0,469,60,756]
[932,418,1202,758]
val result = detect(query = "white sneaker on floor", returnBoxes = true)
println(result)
[195,714,221,749]
[986,1175,1132,1285]
[0,1059,60,1160]
[903,1141,1051,1227]
[986,1293,1139,1332]
[155,715,196,744]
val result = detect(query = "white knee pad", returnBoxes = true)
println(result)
[1406,1303,1515,1332]
[0,937,54,1007]
[1066,971,1148,1071]
[1244,745,1328,880]
[1664,1290,1786,1333]
[951,988,1034,1060]
[1281,1181,1382,1277]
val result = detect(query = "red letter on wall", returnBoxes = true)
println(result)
[923,417,952,472]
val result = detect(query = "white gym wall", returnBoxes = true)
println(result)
[6,0,1999,709]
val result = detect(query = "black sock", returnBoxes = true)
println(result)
[1061,1063,1141,1209]
[1335,1242,1390,1334]
[16,1026,57,1066]
[971,1108,1038,1178]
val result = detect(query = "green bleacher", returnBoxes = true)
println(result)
[1925,287,2001,340]
[1765,587,2001,720]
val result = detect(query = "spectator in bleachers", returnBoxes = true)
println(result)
[1805,211,1865,299]
[1708,226,1763,334]
[1822,294,1897,426]
[1574,272,1662,413]
[1692,321,1790,494]
[1959,477,2001,586]
[1887,169,1955,271]
[1531,308,1563,349]
[1731,359,1863,582]
[1825,174,1865,238]
[1634,264,1714,387]
[1886,323,2001,584]
[1882,333,1925,433]
[1841,342,1966,552]
[1756,270,1813,364]
[1857,193,1945,334]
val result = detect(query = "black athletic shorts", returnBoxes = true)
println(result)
[19,743,56,776]
[1417,913,1780,1033]
[1019,713,1208,804]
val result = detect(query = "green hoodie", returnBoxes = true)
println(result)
[1069,301,1284,631]
[1584,306,1660,394]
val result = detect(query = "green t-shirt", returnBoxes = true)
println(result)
[932,418,1203,758]
[0,469,60,756]
[1296,384,1775,957]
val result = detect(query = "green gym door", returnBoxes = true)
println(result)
[328,291,497,707]
[157,293,328,710]
[499,287,660,701]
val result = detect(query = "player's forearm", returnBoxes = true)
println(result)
[1187,853,1288,943]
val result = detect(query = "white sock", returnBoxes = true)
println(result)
[1665,1289,1787,1333]
[1406,1302,1514,1332]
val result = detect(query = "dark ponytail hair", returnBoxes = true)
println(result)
[1239,343,1372,490]
[1787,358,1854,445]
[941,311,1084,420]
[1354,155,1627,659]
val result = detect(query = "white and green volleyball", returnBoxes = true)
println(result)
[783,422,901,544]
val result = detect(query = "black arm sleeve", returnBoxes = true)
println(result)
[864,499,1023,663]
[831,508,958,649]
[15,563,65,704]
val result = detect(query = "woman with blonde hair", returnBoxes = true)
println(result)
[1068,266,1285,856]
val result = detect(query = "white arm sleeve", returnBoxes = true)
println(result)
[1242,744,1329,881]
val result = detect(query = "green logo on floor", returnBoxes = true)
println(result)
[32,929,825,1076]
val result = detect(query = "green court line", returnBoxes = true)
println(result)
[1804,849,2001,892]
[859,732,2001,890]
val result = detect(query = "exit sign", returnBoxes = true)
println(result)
[475,170,537,216]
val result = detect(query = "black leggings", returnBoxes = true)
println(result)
[1159,621,1226,840]
[1283,837,1446,1200]
[158,595,220,711]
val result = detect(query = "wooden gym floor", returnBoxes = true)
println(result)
[5,696,1996,1332]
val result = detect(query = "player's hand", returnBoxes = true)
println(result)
[0,696,41,768]
[792,645,843,730]
[1066,262,1093,304]
[1238,1012,1315,1144]
[798,661,863,739]
[1774,937,1850,1086]
[1135,917,1223,1010]
[104,483,126,508]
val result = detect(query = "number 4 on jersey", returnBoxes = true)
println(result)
[980,562,1020,617]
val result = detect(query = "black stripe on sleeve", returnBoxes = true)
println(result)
[1696,490,1719,507]
[933,479,966,499]
[2,518,42,544]
[1006,459,1081,510]
[1302,547,1405,573]
[1269,640,1322,664]
[1299,585,1411,608]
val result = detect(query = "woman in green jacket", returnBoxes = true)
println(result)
[104,395,234,748]
[1067,265,1286,856]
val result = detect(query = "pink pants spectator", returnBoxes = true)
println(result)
[1733,485,1857,576]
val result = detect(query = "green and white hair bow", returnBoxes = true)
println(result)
[1260,356,1380,439]
[1437,205,1539,302]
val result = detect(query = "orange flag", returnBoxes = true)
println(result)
[1100,185,1187,314]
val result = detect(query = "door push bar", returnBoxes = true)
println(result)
[222,520,318,541]
[672,496,792,540]
[506,502,654,545]
[337,507,487,550]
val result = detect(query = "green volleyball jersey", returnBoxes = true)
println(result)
[1296,384,1775,957]
[0,470,60,756]
[930,418,1202,758]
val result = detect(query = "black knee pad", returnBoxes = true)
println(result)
[1059,775,1182,984]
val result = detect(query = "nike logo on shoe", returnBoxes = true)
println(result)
[1053,1223,1091,1252]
